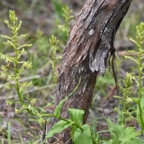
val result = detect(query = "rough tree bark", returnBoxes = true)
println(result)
[48,0,132,143]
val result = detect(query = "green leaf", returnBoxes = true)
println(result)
[107,120,141,144]
[126,138,144,144]
[140,56,144,60]
[0,53,14,63]
[107,119,125,139]
[17,48,25,59]
[54,97,68,117]
[69,108,84,127]
[125,56,138,64]
[132,98,139,104]
[128,50,138,54]
[16,20,22,31]
[140,96,144,109]
[130,37,140,47]
[17,44,32,50]
[140,67,144,72]
[1,35,13,41]
[141,88,144,95]
[73,124,93,144]
[121,127,139,143]
[46,120,72,139]
[103,139,113,144]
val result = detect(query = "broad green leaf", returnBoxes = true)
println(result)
[121,127,139,143]
[107,119,125,139]
[73,124,93,144]
[69,108,84,126]
[126,138,144,144]
[46,120,72,139]
[111,136,120,144]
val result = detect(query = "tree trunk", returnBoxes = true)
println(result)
[48,0,132,143]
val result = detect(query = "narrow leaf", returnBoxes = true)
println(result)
[125,56,138,64]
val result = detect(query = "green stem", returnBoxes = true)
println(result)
[16,82,24,103]
[13,25,24,103]
[123,92,127,125]
[138,53,142,99]
[121,88,129,126]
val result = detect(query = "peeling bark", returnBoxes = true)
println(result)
[48,0,132,143]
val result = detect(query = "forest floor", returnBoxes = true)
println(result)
[0,0,144,143]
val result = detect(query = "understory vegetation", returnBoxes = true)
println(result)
[0,1,144,144]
